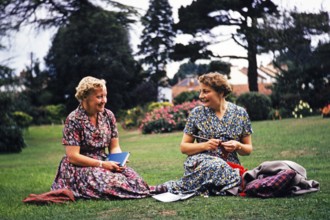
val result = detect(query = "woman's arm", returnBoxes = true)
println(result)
[180,133,221,156]
[108,137,122,154]
[66,144,123,172]
[66,146,103,167]
[221,135,253,156]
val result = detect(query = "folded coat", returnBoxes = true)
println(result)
[242,160,320,196]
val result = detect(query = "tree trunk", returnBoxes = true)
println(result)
[246,19,259,92]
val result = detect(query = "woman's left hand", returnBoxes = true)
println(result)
[221,140,241,153]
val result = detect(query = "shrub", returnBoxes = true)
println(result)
[0,92,26,153]
[140,107,176,134]
[292,100,313,118]
[147,102,173,112]
[226,93,237,104]
[140,100,200,134]
[173,91,199,104]
[268,107,291,120]
[236,92,272,121]
[45,104,66,124]
[120,106,144,129]
[11,111,33,129]
[30,106,50,125]
[0,125,25,153]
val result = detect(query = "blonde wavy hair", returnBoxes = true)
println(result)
[75,76,106,102]
[198,72,232,97]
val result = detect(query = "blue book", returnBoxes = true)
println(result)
[107,152,130,166]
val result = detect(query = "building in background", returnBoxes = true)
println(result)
[171,63,282,99]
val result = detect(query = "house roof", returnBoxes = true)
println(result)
[176,77,199,87]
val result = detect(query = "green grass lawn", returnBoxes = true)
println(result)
[0,116,329,220]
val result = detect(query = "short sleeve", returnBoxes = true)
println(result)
[62,117,82,146]
[183,107,200,135]
[106,110,119,139]
[240,108,253,137]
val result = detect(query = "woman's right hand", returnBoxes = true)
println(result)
[203,139,221,151]
[103,161,124,172]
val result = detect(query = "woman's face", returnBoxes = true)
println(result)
[199,83,222,110]
[83,87,107,115]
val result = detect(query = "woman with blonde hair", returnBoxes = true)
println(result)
[51,76,150,199]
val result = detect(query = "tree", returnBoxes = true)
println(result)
[170,61,208,85]
[272,42,330,110]
[261,10,330,109]
[0,0,137,31]
[259,10,329,67]
[44,5,144,114]
[0,65,26,153]
[20,55,51,106]
[171,0,279,92]
[137,0,175,86]
[171,60,231,85]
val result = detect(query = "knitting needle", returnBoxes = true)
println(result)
[192,135,210,141]
[193,135,228,157]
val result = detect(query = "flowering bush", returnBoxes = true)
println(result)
[140,100,201,134]
[120,106,144,129]
[321,104,330,118]
[147,102,173,112]
[291,100,313,118]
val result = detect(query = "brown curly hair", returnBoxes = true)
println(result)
[198,72,232,97]
[75,76,106,102]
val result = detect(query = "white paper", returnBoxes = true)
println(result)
[152,192,195,202]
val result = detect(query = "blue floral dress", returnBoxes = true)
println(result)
[51,105,150,199]
[164,102,253,195]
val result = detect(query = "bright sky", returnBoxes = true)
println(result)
[0,0,329,78]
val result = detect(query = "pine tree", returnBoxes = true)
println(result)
[138,0,175,87]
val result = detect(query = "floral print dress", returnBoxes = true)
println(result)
[164,102,253,195]
[51,105,150,199]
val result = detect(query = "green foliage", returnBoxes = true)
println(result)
[11,111,33,128]
[170,61,209,85]
[272,42,330,110]
[0,91,26,153]
[119,106,145,129]
[0,125,25,153]
[268,107,291,120]
[138,0,175,86]
[20,60,51,107]
[173,91,199,104]
[236,92,272,121]
[208,60,231,75]
[147,101,173,112]
[170,60,231,86]
[45,5,144,114]
[0,0,138,31]
[0,117,330,219]
[262,11,330,109]
[173,0,279,91]
[0,65,16,86]
[131,81,158,105]
[226,93,237,104]
[45,104,66,124]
